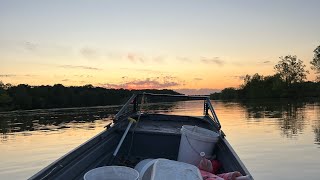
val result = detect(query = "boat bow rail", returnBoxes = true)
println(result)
[114,93,221,130]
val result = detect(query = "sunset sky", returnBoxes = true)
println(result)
[1,0,320,94]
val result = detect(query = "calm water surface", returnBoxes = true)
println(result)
[1,100,320,180]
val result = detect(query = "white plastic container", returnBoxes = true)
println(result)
[134,159,157,180]
[84,166,139,180]
[150,159,202,180]
[178,125,219,166]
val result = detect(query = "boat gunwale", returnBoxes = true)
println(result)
[28,122,120,180]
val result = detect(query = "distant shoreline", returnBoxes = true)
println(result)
[0,84,181,112]
[210,80,320,100]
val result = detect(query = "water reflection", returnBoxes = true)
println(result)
[1,100,320,180]
[0,106,121,136]
[238,100,306,138]
[0,102,179,138]
[312,104,320,146]
[148,99,320,146]
[314,127,320,146]
[140,102,179,114]
[278,103,306,138]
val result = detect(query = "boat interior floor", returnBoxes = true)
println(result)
[111,114,225,172]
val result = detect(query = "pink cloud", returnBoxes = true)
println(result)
[175,88,221,95]
[99,78,180,89]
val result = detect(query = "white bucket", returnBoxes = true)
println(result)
[134,159,157,180]
[84,166,139,180]
[177,125,219,166]
[150,159,202,180]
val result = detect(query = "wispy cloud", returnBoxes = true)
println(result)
[201,57,224,66]
[24,74,37,77]
[23,41,37,51]
[263,60,271,64]
[124,53,169,64]
[80,47,98,60]
[119,68,167,74]
[19,41,73,57]
[74,75,93,78]
[127,53,145,63]
[58,65,102,70]
[176,56,192,62]
[228,75,246,80]
[61,79,69,82]
[99,77,180,89]
[153,56,166,63]
[0,74,16,77]
[194,78,203,81]
[0,74,37,78]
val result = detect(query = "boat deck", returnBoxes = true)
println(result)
[113,114,218,169]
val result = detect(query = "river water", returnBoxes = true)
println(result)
[1,100,320,180]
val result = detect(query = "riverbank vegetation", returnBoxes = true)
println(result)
[0,83,180,111]
[211,45,320,100]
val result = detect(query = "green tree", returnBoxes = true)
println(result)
[220,87,238,99]
[0,93,12,105]
[274,55,309,86]
[10,84,33,109]
[0,81,12,110]
[310,45,320,82]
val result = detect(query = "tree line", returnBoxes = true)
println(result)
[0,83,180,111]
[211,45,320,100]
